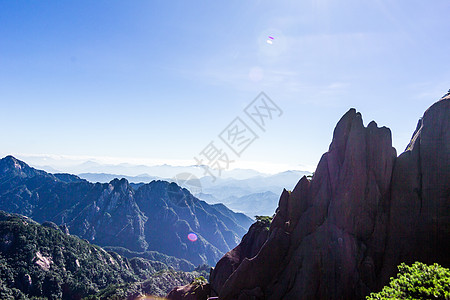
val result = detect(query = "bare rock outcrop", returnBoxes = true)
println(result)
[381,94,450,285]
[210,96,449,299]
[209,216,271,296]
[167,282,211,300]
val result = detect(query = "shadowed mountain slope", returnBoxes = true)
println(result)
[0,158,253,266]
[207,96,449,299]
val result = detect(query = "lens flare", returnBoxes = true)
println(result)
[249,66,264,82]
[187,233,198,242]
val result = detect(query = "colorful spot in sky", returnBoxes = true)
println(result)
[187,233,198,242]
[267,36,274,44]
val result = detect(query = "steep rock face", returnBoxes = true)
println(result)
[211,97,449,299]
[209,217,271,296]
[381,95,450,284]
[68,178,148,251]
[218,108,397,299]
[135,181,247,265]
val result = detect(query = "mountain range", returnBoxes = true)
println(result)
[22,156,310,218]
[75,170,310,218]
[0,157,253,266]
[26,158,291,180]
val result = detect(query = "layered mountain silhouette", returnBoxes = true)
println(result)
[78,170,310,218]
[0,158,253,266]
[201,96,449,299]
[199,191,280,218]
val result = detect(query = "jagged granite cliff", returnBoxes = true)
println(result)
[206,96,449,299]
[0,159,253,266]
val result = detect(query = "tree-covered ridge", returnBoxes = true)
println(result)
[102,246,196,272]
[86,270,198,300]
[0,211,198,299]
[367,262,450,300]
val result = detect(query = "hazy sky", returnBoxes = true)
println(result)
[1,1,449,173]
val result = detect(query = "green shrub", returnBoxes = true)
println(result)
[254,215,273,230]
[191,276,207,286]
[367,262,450,299]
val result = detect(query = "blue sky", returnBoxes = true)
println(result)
[0,1,449,173]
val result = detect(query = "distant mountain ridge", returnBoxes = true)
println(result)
[77,170,310,218]
[78,172,159,184]
[0,156,253,266]
[198,191,280,217]
[29,159,273,179]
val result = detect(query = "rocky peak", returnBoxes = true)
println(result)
[0,155,49,179]
[442,89,450,99]
[209,218,271,296]
[381,97,450,284]
[207,96,449,300]
[108,177,133,195]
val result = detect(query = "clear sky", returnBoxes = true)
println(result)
[0,1,449,174]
